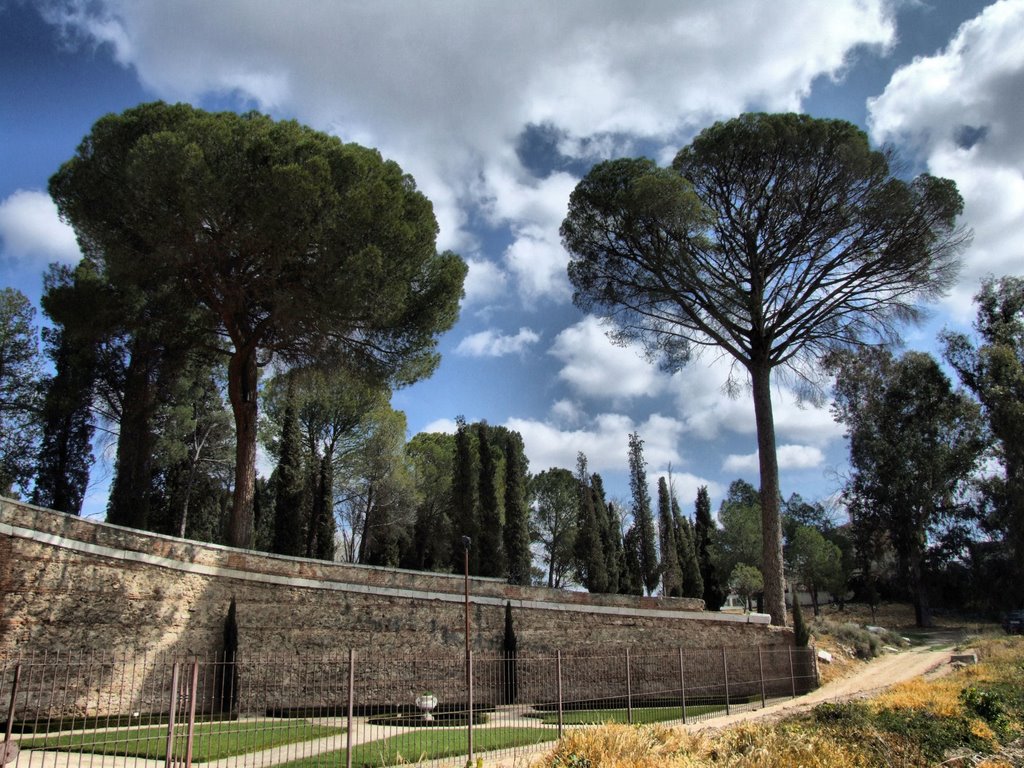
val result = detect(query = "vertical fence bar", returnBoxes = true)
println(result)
[721,648,731,716]
[625,648,633,725]
[677,648,687,724]
[789,647,797,698]
[346,650,354,768]
[184,660,198,768]
[467,649,474,765]
[165,662,180,768]
[2,663,20,767]
[758,646,766,708]
[556,651,564,740]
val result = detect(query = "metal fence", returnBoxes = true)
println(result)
[1,645,817,768]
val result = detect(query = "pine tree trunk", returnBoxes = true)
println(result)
[226,346,258,549]
[751,363,786,626]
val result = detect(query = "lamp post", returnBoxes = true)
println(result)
[462,535,473,763]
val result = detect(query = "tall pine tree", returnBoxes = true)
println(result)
[451,416,480,573]
[272,377,307,556]
[673,498,704,600]
[657,477,683,596]
[627,432,660,595]
[502,431,532,585]
[694,485,726,610]
[574,452,607,592]
[591,473,620,593]
[476,422,505,576]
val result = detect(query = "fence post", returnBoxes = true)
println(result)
[556,651,564,740]
[184,659,199,768]
[789,647,797,698]
[346,650,355,768]
[677,648,687,724]
[624,648,634,724]
[467,649,474,764]
[757,646,766,708]
[165,662,180,768]
[813,646,820,688]
[721,648,731,716]
[2,663,21,765]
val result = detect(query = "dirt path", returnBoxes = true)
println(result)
[681,645,953,732]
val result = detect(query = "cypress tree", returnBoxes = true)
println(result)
[674,501,704,600]
[451,416,480,573]
[310,453,336,560]
[503,431,532,585]
[694,485,726,610]
[627,432,660,595]
[502,601,518,704]
[476,423,505,576]
[792,584,810,647]
[592,474,620,594]
[273,377,307,556]
[621,523,644,596]
[574,452,608,592]
[657,477,683,596]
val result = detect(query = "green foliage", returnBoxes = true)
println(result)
[728,563,763,611]
[273,378,307,557]
[451,416,480,572]
[714,479,762,579]
[674,507,703,600]
[574,452,607,592]
[787,525,843,616]
[530,467,578,588]
[475,422,506,577]
[627,432,659,595]
[792,589,810,647]
[563,112,969,626]
[406,431,455,571]
[694,486,725,610]
[0,287,43,497]
[832,348,986,626]
[657,477,682,596]
[944,276,1024,605]
[591,474,621,594]
[51,102,466,547]
[503,431,532,585]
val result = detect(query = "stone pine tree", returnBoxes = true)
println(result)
[451,416,480,574]
[564,113,969,625]
[672,497,703,600]
[51,102,466,549]
[476,422,505,577]
[627,432,660,595]
[591,474,620,594]
[657,477,683,596]
[574,452,608,592]
[694,486,726,610]
[272,378,307,557]
[502,430,532,586]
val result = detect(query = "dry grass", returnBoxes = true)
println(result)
[535,636,1024,768]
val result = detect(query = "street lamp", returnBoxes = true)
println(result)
[462,536,473,763]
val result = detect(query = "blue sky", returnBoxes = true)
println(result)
[2,0,1022,521]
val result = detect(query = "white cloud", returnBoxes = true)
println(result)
[44,1,896,303]
[550,316,669,401]
[868,0,1024,319]
[455,327,541,357]
[507,411,685,476]
[420,417,458,435]
[462,257,509,306]
[722,444,825,473]
[0,190,80,266]
[550,398,585,427]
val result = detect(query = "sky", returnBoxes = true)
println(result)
[2,0,1023,521]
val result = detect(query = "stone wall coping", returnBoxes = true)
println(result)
[0,497,768,626]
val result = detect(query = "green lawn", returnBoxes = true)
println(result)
[19,720,345,762]
[278,727,555,768]
[529,704,726,725]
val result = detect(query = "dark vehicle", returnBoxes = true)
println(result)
[1004,610,1024,635]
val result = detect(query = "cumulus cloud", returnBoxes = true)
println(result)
[41,0,896,304]
[420,417,458,435]
[507,411,685,476]
[455,327,541,357]
[550,316,670,401]
[0,190,80,266]
[462,257,510,306]
[722,444,825,473]
[868,0,1024,319]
